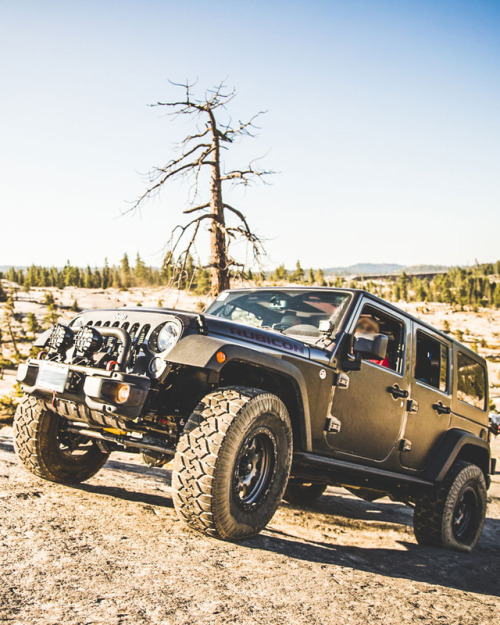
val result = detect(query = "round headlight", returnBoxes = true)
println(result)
[71,316,85,329]
[157,321,180,353]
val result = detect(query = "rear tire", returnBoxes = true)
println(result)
[283,480,327,505]
[13,394,109,484]
[172,386,292,540]
[413,461,487,552]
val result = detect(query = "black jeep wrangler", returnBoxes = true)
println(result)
[14,288,494,551]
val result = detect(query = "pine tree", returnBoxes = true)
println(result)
[314,269,326,286]
[102,258,110,289]
[271,264,288,282]
[3,296,20,358]
[493,284,500,308]
[120,254,131,288]
[195,267,211,295]
[135,253,148,285]
[292,261,305,284]
[161,252,174,285]
[43,302,60,328]
[26,312,40,337]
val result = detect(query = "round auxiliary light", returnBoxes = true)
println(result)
[74,326,103,356]
[149,356,167,378]
[115,383,130,404]
[156,321,181,354]
[48,324,74,352]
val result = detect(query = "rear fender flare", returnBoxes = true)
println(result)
[424,428,491,483]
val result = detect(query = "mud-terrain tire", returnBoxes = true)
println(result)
[13,394,109,484]
[413,461,487,552]
[283,480,327,505]
[172,386,292,540]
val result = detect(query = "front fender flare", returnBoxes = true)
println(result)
[166,335,312,450]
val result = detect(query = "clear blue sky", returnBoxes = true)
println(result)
[1,0,499,270]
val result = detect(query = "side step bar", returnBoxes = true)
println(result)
[292,452,433,491]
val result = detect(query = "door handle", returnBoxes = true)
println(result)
[387,384,408,400]
[432,401,451,415]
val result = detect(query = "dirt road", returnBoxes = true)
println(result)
[0,426,498,625]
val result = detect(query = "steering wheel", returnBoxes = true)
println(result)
[273,322,293,332]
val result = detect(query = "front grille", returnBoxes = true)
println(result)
[80,319,153,371]
[69,309,186,372]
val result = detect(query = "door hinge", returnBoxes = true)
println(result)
[406,398,419,414]
[332,372,350,389]
[325,416,342,433]
[400,438,412,452]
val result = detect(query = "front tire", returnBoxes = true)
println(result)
[413,461,487,552]
[13,394,110,484]
[172,386,292,540]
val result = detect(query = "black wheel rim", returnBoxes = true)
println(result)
[452,486,478,542]
[56,419,96,458]
[233,426,277,509]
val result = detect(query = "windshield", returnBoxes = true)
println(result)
[205,289,351,342]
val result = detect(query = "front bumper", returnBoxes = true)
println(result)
[17,359,151,422]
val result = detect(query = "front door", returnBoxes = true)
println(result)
[327,300,410,462]
[401,326,452,470]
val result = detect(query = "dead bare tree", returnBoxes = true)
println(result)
[127,80,272,295]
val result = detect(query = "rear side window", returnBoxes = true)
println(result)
[457,352,486,410]
[415,331,449,393]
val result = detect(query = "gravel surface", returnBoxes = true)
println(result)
[0,426,499,625]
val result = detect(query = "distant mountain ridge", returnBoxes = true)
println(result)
[323,263,449,276]
[0,262,451,278]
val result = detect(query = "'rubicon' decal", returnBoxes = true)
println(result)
[229,326,307,354]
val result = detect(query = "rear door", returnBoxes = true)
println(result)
[327,299,410,463]
[401,325,452,470]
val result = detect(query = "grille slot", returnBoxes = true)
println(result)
[129,323,140,342]
[136,324,150,348]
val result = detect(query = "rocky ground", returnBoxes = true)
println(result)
[0,427,499,625]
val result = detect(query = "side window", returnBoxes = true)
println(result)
[354,304,405,374]
[415,331,449,393]
[457,352,486,410]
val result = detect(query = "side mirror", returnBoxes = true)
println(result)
[353,332,388,361]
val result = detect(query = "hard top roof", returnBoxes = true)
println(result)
[220,287,485,362]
